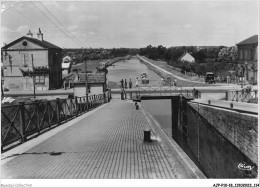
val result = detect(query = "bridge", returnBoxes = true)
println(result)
[1,85,258,179]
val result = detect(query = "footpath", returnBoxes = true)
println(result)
[1,98,204,179]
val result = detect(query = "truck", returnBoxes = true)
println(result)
[205,72,215,84]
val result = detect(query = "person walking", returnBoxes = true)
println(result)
[129,79,132,89]
[135,77,139,88]
[174,78,177,87]
[125,79,127,89]
[120,79,124,88]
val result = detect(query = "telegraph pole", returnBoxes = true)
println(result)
[31,54,36,98]
[84,60,88,94]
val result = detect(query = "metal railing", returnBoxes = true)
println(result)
[128,82,201,100]
[231,89,258,103]
[1,90,111,152]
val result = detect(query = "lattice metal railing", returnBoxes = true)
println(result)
[1,90,111,152]
[231,90,258,103]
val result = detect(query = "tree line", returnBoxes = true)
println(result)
[63,44,239,77]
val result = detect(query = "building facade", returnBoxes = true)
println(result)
[178,51,195,63]
[1,29,62,91]
[236,35,258,84]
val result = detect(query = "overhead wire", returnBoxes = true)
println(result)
[30,1,82,48]
[38,2,85,47]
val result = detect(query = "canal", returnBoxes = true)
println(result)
[107,57,162,88]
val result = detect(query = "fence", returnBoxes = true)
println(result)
[230,89,258,103]
[1,90,111,152]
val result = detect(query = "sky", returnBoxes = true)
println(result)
[1,1,259,48]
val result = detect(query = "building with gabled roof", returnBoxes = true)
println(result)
[236,35,258,84]
[1,28,62,91]
[178,51,195,63]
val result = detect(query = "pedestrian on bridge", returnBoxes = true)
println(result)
[120,79,124,88]
[129,79,132,89]
[135,77,139,87]
[174,79,177,87]
[125,79,127,89]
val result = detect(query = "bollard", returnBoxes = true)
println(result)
[121,91,124,100]
[225,91,228,101]
[130,92,132,100]
[135,102,139,110]
[143,129,151,142]
[208,100,211,105]
[230,103,233,108]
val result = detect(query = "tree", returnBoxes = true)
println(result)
[218,46,238,62]
[193,49,206,63]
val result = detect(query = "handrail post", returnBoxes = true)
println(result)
[19,102,26,142]
[47,101,51,129]
[86,94,89,111]
[103,92,107,103]
[35,102,40,134]
[56,98,60,125]
[75,96,78,117]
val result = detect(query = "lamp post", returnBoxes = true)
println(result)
[83,51,88,95]
[31,54,36,98]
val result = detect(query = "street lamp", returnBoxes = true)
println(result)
[83,51,88,95]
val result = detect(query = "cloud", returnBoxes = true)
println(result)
[66,4,77,12]
[183,24,192,29]
[67,25,79,32]
[88,31,98,36]
[1,26,14,33]
[16,25,29,33]
[86,15,99,22]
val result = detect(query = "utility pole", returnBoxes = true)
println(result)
[84,56,88,95]
[31,54,36,98]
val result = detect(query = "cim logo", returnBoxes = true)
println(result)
[238,163,255,171]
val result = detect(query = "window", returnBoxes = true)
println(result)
[251,49,254,60]
[22,54,29,66]
[239,50,243,60]
[244,50,247,60]
[35,75,45,84]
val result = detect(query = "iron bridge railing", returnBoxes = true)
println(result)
[126,80,201,99]
[231,89,258,103]
[1,90,111,152]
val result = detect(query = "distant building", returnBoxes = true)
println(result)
[1,28,62,91]
[73,72,107,96]
[178,51,195,63]
[236,35,258,84]
[62,55,72,76]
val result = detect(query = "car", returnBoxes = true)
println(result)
[205,72,215,84]
[141,72,149,84]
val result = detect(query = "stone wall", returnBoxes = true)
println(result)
[187,102,258,178]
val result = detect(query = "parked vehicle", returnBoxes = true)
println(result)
[205,72,215,84]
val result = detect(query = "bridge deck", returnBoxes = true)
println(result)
[1,98,199,179]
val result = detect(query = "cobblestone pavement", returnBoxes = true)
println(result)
[2,98,180,179]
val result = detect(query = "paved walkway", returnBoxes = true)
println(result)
[1,98,200,179]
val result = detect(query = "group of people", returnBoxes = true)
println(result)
[120,77,140,89]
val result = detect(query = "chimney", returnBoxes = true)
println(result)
[26,30,33,38]
[37,28,43,41]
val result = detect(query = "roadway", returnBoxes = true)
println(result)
[1,98,205,179]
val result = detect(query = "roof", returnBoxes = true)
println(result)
[236,35,258,46]
[178,51,195,61]
[1,36,62,50]
[78,72,106,83]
